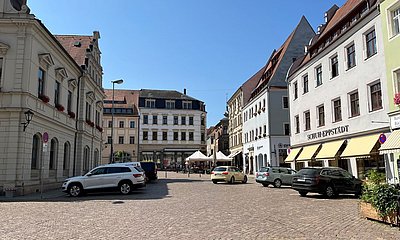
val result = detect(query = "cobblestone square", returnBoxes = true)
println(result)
[1,172,400,239]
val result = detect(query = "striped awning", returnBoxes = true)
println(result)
[315,140,346,160]
[296,144,321,162]
[285,148,302,162]
[379,130,400,154]
[340,134,380,158]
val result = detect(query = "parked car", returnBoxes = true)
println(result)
[140,161,158,182]
[255,166,297,188]
[211,166,247,184]
[291,167,362,198]
[62,162,146,197]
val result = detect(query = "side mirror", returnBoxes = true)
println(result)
[86,173,93,177]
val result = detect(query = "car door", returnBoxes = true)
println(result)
[84,167,107,189]
[103,167,124,188]
[340,169,359,193]
[329,169,346,192]
[234,167,244,181]
[279,168,291,185]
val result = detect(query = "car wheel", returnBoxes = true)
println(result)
[212,180,218,184]
[242,176,248,184]
[299,191,307,197]
[325,185,336,198]
[68,183,82,197]
[229,177,235,184]
[262,183,269,187]
[119,181,133,195]
[273,179,282,188]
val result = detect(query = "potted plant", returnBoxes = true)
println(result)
[67,111,75,119]
[55,103,64,112]
[96,125,103,132]
[360,169,399,225]
[86,119,94,127]
[39,94,50,103]
[394,93,400,106]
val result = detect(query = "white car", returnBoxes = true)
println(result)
[62,162,146,197]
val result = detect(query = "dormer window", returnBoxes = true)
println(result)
[166,100,175,109]
[183,101,192,109]
[145,99,155,108]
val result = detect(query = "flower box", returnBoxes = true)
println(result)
[394,93,400,105]
[359,202,397,225]
[55,104,64,112]
[86,119,94,127]
[67,111,75,119]
[39,94,50,103]
[96,125,103,132]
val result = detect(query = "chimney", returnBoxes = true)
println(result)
[184,88,187,95]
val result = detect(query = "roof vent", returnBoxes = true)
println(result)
[73,41,81,47]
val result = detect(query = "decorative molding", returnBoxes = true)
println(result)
[38,53,54,70]
[55,67,68,81]
[86,91,95,102]
[96,100,103,109]
[0,42,10,55]
[68,79,77,89]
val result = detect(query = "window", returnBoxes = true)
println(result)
[118,136,124,144]
[163,116,168,125]
[129,136,135,144]
[370,82,382,111]
[143,115,148,124]
[31,134,40,169]
[107,136,112,144]
[152,131,157,141]
[173,132,179,141]
[143,131,148,140]
[49,139,58,170]
[189,116,194,125]
[189,132,194,141]
[347,44,356,69]
[294,82,298,99]
[174,116,178,125]
[317,105,325,127]
[349,91,360,117]
[183,101,192,109]
[0,57,3,86]
[95,111,100,126]
[108,121,112,128]
[295,115,300,134]
[391,7,400,37]
[365,29,377,58]
[284,123,290,136]
[166,100,175,109]
[153,115,158,125]
[63,142,70,171]
[331,55,339,78]
[181,132,186,141]
[119,121,124,128]
[38,68,45,96]
[145,99,155,108]
[304,111,311,131]
[163,131,168,141]
[181,116,186,125]
[316,66,323,86]
[86,102,91,121]
[283,96,288,109]
[303,75,309,94]
[395,70,400,93]
[67,90,72,112]
[54,81,60,105]
[130,121,135,128]
[333,99,342,122]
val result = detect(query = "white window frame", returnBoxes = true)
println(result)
[363,27,377,60]
[145,99,155,108]
[387,2,400,39]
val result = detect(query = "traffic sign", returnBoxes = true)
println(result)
[43,132,48,143]
[379,133,386,144]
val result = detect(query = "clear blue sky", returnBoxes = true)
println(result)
[29,0,346,127]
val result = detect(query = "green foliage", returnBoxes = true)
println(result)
[361,170,399,218]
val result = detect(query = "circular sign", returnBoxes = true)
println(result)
[287,148,291,155]
[379,133,386,144]
[43,132,49,143]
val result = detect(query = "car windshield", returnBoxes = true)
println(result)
[297,168,319,176]
[213,167,227,172]
[258,167,269,172]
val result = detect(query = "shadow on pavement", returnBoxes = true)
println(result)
[0,178,203,203]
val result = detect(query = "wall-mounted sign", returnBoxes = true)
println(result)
[390,114,400,130]
[307,125,349,141]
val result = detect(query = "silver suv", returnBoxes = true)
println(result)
[62,162,146,197]
[255,166,297,188]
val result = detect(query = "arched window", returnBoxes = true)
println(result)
[31,134,41,169]
[83,146,90,173]
[94,149,99,167]
[63,142,71,170]
[49,138,58,170]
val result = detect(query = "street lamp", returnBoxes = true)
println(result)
[110,79,123,163]
[21,109,34,131]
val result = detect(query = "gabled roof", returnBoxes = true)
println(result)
[54,35,94,66]
[241,65,267,106]
[103,89,139,115]
[139,89,199,101]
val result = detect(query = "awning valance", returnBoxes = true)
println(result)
[228,151,242,158]
[340,134,380,158]
[285,148,302,162]
[296,144,321,162]
[379,130,400,154]
[315,140,346,160]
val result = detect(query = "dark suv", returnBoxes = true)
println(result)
[140,162,158,182]
[291,167,362,198]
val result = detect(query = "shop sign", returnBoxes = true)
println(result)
[390,115,400,130]
[307,125,349,141]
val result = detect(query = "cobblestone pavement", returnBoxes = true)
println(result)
[1,172,400,240]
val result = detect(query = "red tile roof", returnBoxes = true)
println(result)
[103,89,140,115]
[54,35,94,66]
[241,65,266,105]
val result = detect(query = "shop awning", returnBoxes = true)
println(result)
[296,144,321,162]
[228,151,242,158]
[284,148,302,162]
[340,134,380,158]
[379,130,400,154]
[315,140,346,160]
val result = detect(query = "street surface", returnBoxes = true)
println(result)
[1,172,400,239]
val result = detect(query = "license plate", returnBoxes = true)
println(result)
[215,173,221,176]
[297,178,305,182]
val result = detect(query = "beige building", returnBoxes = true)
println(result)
[0,0,104,196]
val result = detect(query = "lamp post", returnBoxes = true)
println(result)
[110,79,123,163]
[21,109,34,131]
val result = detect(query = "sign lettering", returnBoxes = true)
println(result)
[307,125,349,141]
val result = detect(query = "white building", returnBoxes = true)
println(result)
[242,17,315,174]
[286,1,389,178]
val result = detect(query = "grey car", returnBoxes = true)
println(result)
[255,167,297,188]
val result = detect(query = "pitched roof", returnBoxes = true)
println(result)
[54,35,94,66]
[103,89,140,115]
[139,89,199,101]
[241,65,267,105]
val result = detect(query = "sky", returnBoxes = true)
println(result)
[29,0,346,127]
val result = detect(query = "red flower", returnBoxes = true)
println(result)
[96,125,103,132]
[39,94,50,103]
[394,93,400,105]
[86,119,94,127]
[68,111,76,119]
[55,104,64,112]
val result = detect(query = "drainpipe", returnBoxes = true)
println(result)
[73,74,83,176]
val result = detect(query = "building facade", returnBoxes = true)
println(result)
[242,16,315,174]
[207,117,230,165]
[138,89,207,169]
[379,0,400,184]
[0,0,104,196]
[286,0,389,179]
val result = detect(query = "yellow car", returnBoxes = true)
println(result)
[211,166,247,184]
